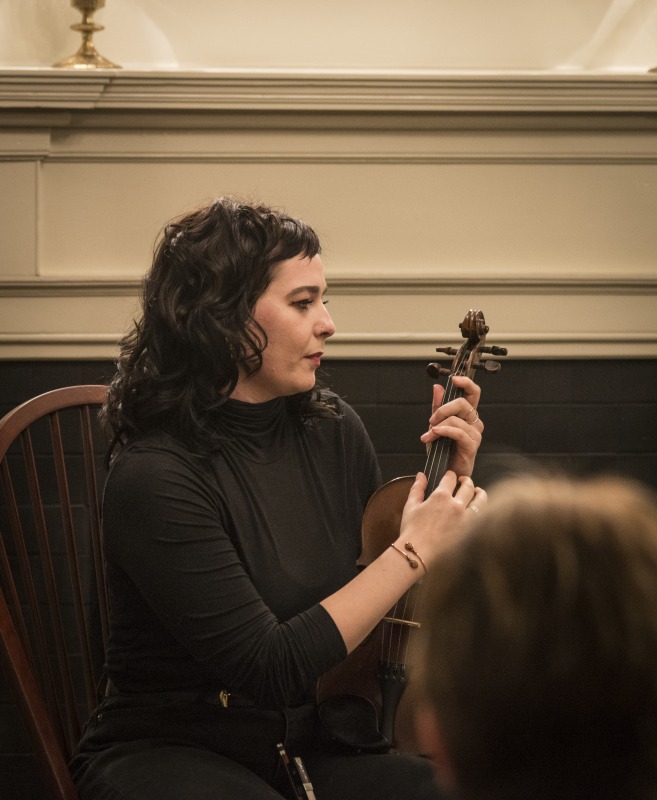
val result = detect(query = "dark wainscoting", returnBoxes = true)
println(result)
[321,358,657,490]
[1,357,656,799]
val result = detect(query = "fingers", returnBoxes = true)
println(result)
[421,421,482,481]
[400,469,462,529]
[407,471,428,504]
[420,415,483,454]
[424,472,484,508]
[435,475,487,520]
[427,472,476,505]
[453,474,475,502]
[452,375,482,412]
[466,486,488,515]
[398,471,486,572]
[428,376,482,428]
[421,418,483,446]
[407,471,458,506]
[423,377,484,477]
[431,383,445,416]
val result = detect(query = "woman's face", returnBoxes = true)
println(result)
[231,253,336,403]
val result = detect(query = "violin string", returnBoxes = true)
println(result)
[393,587,413,663]
[381,380,458,663]
[401,584,421,665]
[370,329,487,745]
[424,347,469,492]
[386,566,416,661]
[383,587,411,665]
[403,346,469,626]
[384,344,473,668]
[382,565,417,665]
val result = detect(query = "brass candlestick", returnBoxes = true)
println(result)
[54,0,120,69]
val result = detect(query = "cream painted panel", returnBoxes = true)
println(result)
[309,162,657,280]
[0,294,138,335]
[40,162,186,278]
[0,161,37,278]
[0,292,136,358]
[39,160,657,280]
[329,292,657,337]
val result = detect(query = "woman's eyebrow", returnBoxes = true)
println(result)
[285,285,328,299]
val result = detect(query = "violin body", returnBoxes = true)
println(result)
[317,476,420,752]
[357,477,414,568]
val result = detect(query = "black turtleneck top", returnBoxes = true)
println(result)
[102,393,381,708]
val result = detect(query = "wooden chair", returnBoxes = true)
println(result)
[0,385,109,800]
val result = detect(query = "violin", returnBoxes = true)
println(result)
[317,309,507,753]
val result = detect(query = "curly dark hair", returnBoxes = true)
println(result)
[102,197,336,457]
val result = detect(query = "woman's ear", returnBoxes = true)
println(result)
[414,705,458,793]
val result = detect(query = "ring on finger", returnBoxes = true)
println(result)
[464,405,479,425]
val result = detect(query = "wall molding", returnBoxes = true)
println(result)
[0,276,654,296]
[0,331,655,361]
[2,69,657,113]
[8,152,657,166]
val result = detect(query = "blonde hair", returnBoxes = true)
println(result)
[417,475,657,799]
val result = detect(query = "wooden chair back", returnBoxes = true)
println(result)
[0,385,109,800]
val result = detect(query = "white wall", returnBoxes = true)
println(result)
[2,0,657,72]
[0,2,656,360]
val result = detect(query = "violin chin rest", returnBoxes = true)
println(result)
[317,694,391,753]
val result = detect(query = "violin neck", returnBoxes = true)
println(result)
[423,376,463,497]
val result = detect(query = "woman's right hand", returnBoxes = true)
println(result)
[397,471,485,571]
[321,471,486,653]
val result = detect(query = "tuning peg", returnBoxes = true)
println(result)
[476,360,502,373]
[435,347,459,356]
[479,346,508,356]
[426,362,453,379]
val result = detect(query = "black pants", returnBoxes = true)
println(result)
[71,694,446,800]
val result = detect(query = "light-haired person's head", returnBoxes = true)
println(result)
[415,474,657,800]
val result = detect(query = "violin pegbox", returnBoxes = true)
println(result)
[426,309,508,381]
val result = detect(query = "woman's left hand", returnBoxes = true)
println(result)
[419,375,483,478]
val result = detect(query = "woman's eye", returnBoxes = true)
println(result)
[292,297,328,310]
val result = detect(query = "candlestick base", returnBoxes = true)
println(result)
[53,0,120,70]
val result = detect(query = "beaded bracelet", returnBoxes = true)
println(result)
[390,542,427,575]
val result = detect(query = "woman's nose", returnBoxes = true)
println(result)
[318,305,336,338]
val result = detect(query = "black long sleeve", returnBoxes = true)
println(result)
[102,394,381,708]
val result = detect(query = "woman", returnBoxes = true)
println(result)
[71,197,486,800]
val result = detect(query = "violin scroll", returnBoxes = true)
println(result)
[427,309,507,382]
